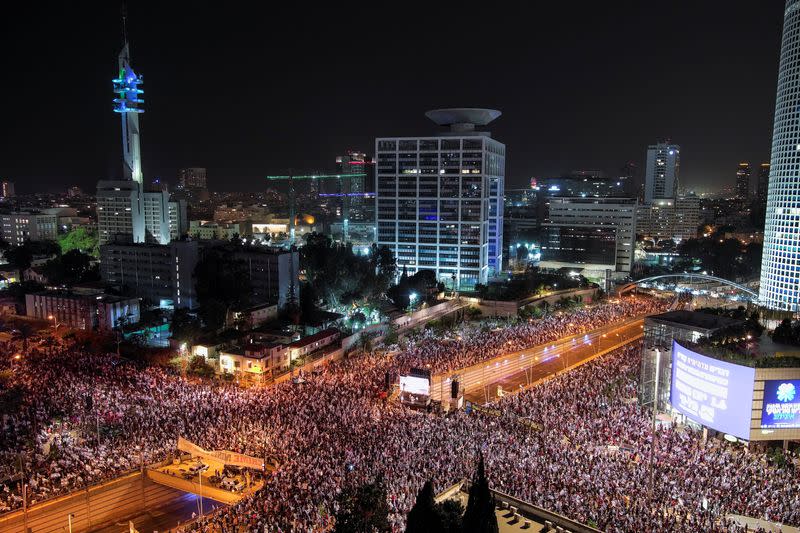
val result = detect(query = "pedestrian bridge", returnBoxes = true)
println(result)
[619,274,758,300]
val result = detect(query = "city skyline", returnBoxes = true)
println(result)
[0,2,785,194]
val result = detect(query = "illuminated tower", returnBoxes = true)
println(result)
[761,0,800,311]
[113,42,144,184]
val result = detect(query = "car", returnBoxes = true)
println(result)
[219,477,237,490]
[187,463,207,475]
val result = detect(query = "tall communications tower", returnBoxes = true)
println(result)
[112,16,144,184]
[760,0,800,312]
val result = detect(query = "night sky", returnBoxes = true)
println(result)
[0,2,785,194]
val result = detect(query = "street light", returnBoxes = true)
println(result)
[409,292,418,310]
[47,315,58,332]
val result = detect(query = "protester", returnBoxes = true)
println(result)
[2,295,795,532]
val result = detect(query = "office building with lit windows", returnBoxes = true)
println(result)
[0,213,58,245]
[636,197,700,242]
[375,108,505,289]
[100,239,199,309]
[736,162,752,200]
[540,197,636,279]
[644,142,680,202]
[760,0,800,311]
[1,181,15,199]
[96,180,145,245]
[335,152,375,223]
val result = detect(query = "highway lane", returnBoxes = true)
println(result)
[461,318,645,404]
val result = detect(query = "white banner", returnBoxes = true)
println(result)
[177,437,264,470]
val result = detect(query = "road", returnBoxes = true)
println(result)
[92,493,221,533]
[462,318,645,404]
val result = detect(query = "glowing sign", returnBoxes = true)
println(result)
[669,341,755,440]
[761,379,800,429]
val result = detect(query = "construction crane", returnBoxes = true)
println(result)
[265,173,367,245]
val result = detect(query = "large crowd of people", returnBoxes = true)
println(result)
[1,295,798,532]
[392,296,670,374]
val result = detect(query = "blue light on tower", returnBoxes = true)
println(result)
[113,43,144,184]
[112,65,144,114]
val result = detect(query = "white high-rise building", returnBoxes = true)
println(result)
[644,142,680,202]
[143,190,171,245]
[97,180,144,245]
[375,109,505,290]
[760,0,800,311]
[168,199,188,241]
[99,34,184,247]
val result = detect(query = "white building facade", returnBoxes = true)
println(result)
[375,109,505,290]
[97,180,145,245]
[541,197,637,278]
[761,0,800,311]
[644,143,680,203]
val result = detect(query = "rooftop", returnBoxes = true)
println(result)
[647,310,744,332]
[288,328,339,349]
[28,290,138,304]
[425,108,501,127]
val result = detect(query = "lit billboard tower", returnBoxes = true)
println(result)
[113,41,144,184]
[760,0,800,311]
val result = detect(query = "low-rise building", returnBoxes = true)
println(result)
[639,310,743,412]
[287,328,340,361]
[25,290,140,331]
[189,220,248,240]
[211,329,339,381]
[227,302,279,330]
[201,243,299,307]
[0,212,58,245]
[219,341,288,381]
[0,265,20,289]
[100,239,199,309]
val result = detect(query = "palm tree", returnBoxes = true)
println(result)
[12,323,34,353]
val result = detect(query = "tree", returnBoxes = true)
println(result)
[387,269,442,310]
[4,245,33,270]
[334,476,391,533]
[382,325,399,346]
[406,480,442,533]
[300,233,394,312]
[57,227,99,257]
[463,454,498,533]
[194,248,251,331]
[437,499,465,533]
[41,249,97,285]
[170,308,203,345]
[11,322,35,353]
[186,355,216,378]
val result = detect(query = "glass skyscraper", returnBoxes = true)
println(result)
[760,0,800,311]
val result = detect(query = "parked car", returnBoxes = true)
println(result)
[187,462,207,475]
[219,477,237,490]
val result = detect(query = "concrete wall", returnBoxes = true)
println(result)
[473,287,599,317]
[0,471,185,533]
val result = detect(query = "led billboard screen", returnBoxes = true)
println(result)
[399,375,430,396]
[670,341,755,440]
[761,379,800,429]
